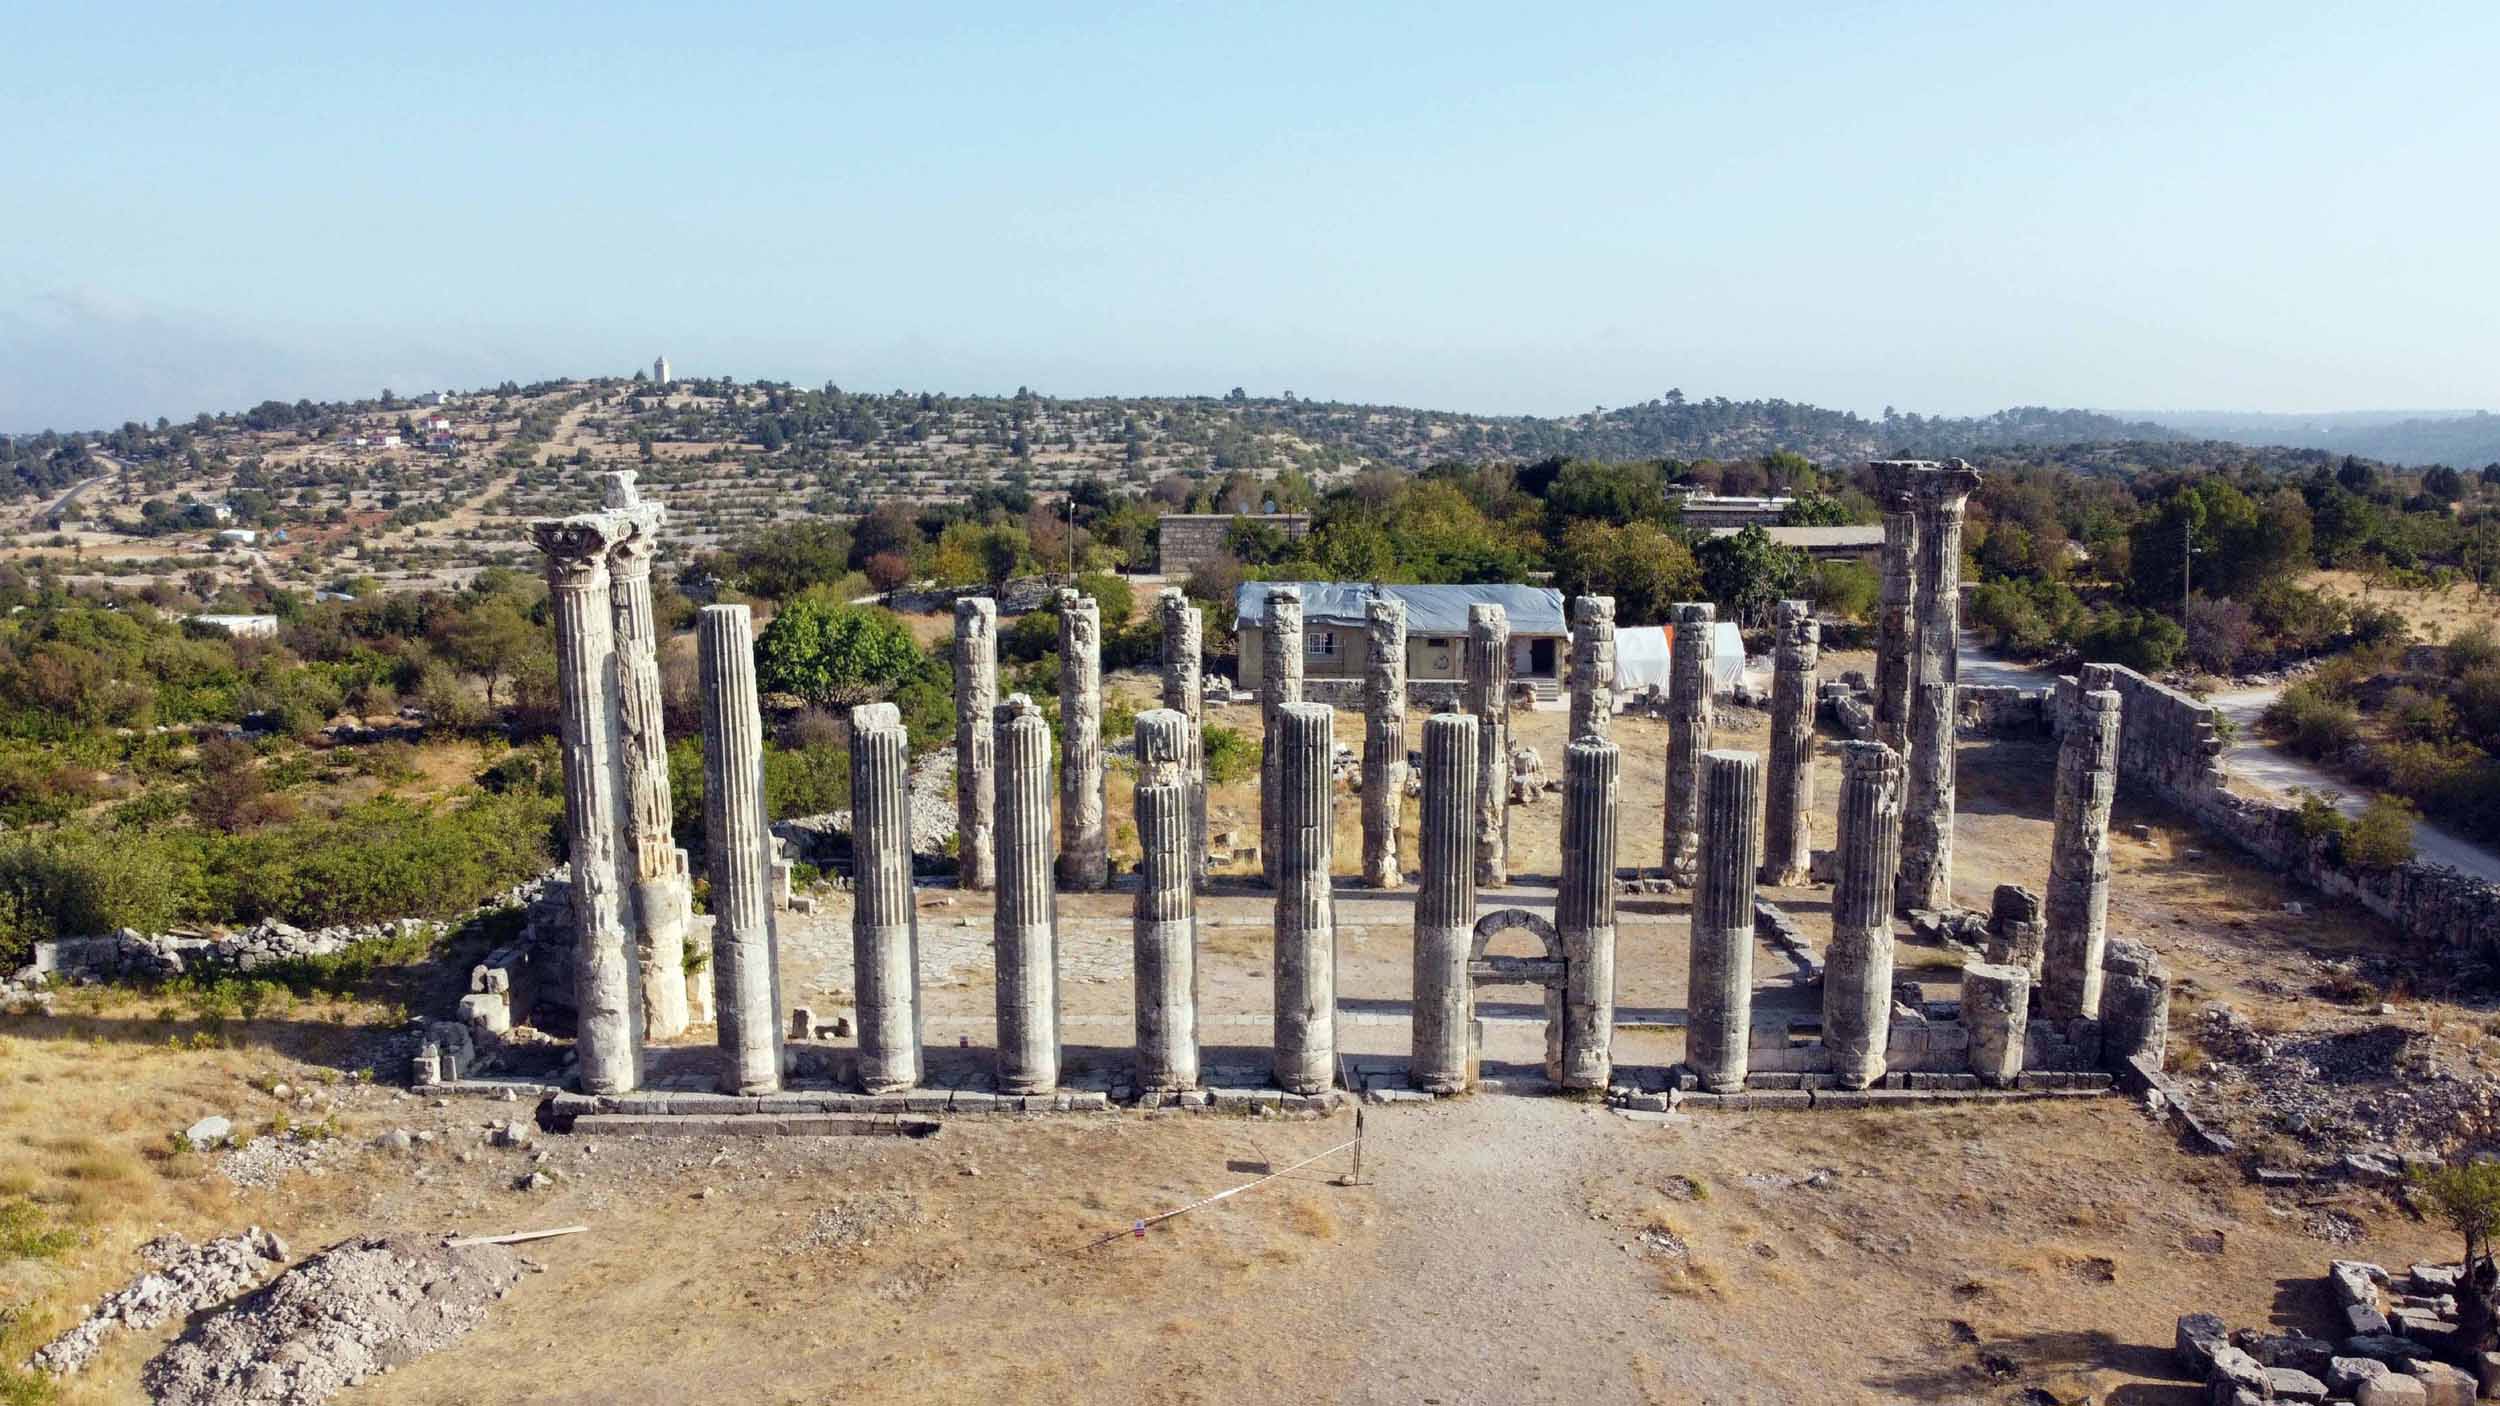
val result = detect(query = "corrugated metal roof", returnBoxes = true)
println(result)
[1234,582,1567,636]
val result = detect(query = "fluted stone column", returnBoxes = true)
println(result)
[1825,740,1905,1090]
[1556,738,1620,1091]
[1897,460,1982,912]
[537,515,644,1095]
[1569,595,1616,742]
[696,604,780,1096]
[1686,749,1760,1094]
[1872,461,1923,757]
[1662,603,1716,883]
[1761,599,1819,886]
[994,695,1060,1094]
[1411,713,1477,1093]
[953,598,999,892]
[598,475,692,1042]
[1260,587,1304,888]
[1272,701,1337,1095]
[1467,603,1511,888]
[2043,685,2122,1019]
[2099,938,2170,1069]
[1056,590,1107,891]
[1362,595,1408,888]
[850,702,921,1094]
[1961,962,2030,1086]
[1157,589,1208,886]
[1133,709,1198,1093]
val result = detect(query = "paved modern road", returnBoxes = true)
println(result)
[1958,633,2500,885]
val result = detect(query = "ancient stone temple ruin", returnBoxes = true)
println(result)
[511,456,2166,1128]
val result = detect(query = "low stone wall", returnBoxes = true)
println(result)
[1954,684,2051,737]
[2052,663,2500,959]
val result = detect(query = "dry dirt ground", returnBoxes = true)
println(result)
[3,673,2487,1403]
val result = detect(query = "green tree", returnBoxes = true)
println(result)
[725,520,853,601]
[2414,1157,2500,1356]
[1553,520,1700,626]
[1694,524,1806,627]
[753,594,924,708]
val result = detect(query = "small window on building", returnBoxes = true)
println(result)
[1308,629,1338,659]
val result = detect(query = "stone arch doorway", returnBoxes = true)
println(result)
[1469,909,1568,1085]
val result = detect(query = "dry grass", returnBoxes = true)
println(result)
[2309,567,2499,641]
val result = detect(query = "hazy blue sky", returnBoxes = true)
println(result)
[4,2,2494,430]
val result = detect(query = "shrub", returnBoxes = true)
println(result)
[2076,608,2185,674]
[2386,686,2458,743]
[2183,595,2256,674]
[2346,794,2418,869]
[0,828,185,965]
[2263,682,2361,758]
[1201,724,1257,785]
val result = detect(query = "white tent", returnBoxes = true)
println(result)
[1614,622,1746,697]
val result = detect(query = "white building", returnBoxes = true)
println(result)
[189,613,280,639]
[216,528,259,547]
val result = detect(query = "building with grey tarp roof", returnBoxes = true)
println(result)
[1235,582,1568,695]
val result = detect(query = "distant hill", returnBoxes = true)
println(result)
[2126,409,2500,467]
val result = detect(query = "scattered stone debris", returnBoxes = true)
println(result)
[2177,1259,2497,1406]
[792,1190,923,1254]
[29,1227,286,1377]
[144,1235,524,1406]
[216,1131,345,1191]
[2178,1003,2500,1171]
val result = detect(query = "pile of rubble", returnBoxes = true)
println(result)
[2179,1004,2500,1170]
[25,917,436,986]
[2178,1258,2494,1404]
[27,1227,288,1378]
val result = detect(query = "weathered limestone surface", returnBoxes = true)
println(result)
[1272,702,1338,1095]
[1961,962,2031,1086]
[1662,602,1717,883]
[952,598,999,892]
[1557,738,1620,1091]
[1873,461,1923,757]
[1825,740,1905,1090]
[2100,938,2171,1068]
[598,474,691,1042]
[2044,685,2122,1020]
[1986,883,2045,978]
[1569,595,1616,742]
[1362,595,1408,888]
[994,695,1060,1094]
[1157,590,1208,886]
[1898,460,1982,912]
[697,604,781,1095]
[1411,713,1477,1092]
[850,702,920,1094]
[1761,598,1820,885]
[1133,709,1198,1093]
[1467,604,1512,888]
[1687,749,1761,1093]
[535,514,643,1096]
[1260,587,1304,887]
[1056,590,1108,891]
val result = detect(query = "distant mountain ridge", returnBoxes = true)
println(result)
[2124,409,2500,467]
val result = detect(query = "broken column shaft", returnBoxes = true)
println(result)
[697,604,781,1096]
[1260,587,1304,888]
[1872,462,1923,757]
[1133,708,1198,1093]
[1362,594,1408,888]
[1157,589,1208,886]
[994,694,1060,1094]
[1761,598,1819,886]
[600,475,690,1042]
[1556,737,1620,1091]
[1897,460,1982,912]
[1272,701,1338,1096]
[1056,590,1108,891]
[1411,713,1477,1093]
[535,513,643,1096]
[1569,595,1616,743]
[953,598,999,892]
[1686,749,1761,1094]
[850,702,921,1094]
[1468,603,1511,888]
[1825,740,1905,1091]
[2043,684,2122,1020]
[1662,602,1716,883]
[1961,962,2031,1086]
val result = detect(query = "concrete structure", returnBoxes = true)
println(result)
[697,605,781,1095]
[1361,595,1408,888]
[1661,602,1717,883]
[1897,460,1982,912]
[2044,683,2123,1020]
[1259,586,1304,887]
[1157,511,1310,577]
[1556,738,1620,1091]
[1872,463,1921,757]
[1825,741,1905,1090]
[1271,702,1338,1095]
[1467,604,1512,887]
[850,702,921,1094]
[1686,749,1761,1093]
[600,473,691,1042]
[1411,713,1477,1093]
[1235,583,1570,697]
[1133,709,1198,1094]
[536,514,643,1095]
[994,695,1060,1094]
[1960,962,2031,1086]
[1673,493,1797,529]
[1055,590,1108,891]
[1157,589,1208,885]
[952,598,999,892]
[1761,598,1819,885]
[1568,595,1615,742]
[1703,523,1886,559]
